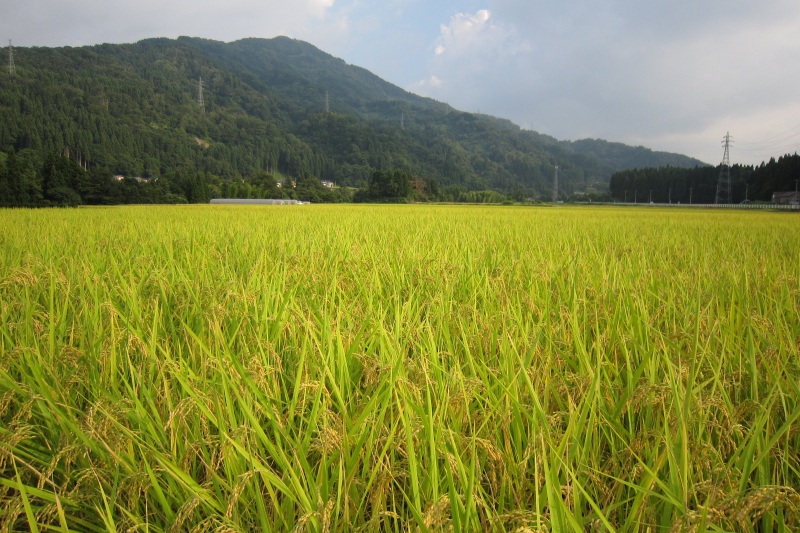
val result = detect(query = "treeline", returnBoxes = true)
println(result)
[0,149,351,207]
[0,146,614,207]
[0,146,544,207]
[352,169,520,204]
[609,154,800,204]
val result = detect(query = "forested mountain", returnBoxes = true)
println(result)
[0,36,706,205]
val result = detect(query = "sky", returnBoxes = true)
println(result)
[3,0,800,165]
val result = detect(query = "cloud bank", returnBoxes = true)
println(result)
[412,0,800,164]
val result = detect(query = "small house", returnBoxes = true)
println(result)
[772,191,800,205]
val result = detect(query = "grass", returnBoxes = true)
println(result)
[1,204,799,532]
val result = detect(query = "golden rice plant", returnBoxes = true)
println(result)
[0,204,799,531]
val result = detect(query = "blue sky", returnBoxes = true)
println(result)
[3,0,800,165]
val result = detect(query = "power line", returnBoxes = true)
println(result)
[734,123,800,161]
[737,143,800,159]
[735,143,799,165]
[736,133,800,153]
[736,123,800,147]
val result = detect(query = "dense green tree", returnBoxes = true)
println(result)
[0,153,10,206]
[82,167,120,204]
[355,169,412,202]
[41,154,84,206]
[249,169,279,198]
[609,155,800,204]
[294,174,327,203]
[0,150,41,206]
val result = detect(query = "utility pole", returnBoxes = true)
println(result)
[689,187,693,205]
[715,132,733,204]
[552,165,559,203]
[198,76,205,114]
[8,40,15,76]
[325,91,330,113]
[400,112,405,131]
[669,187,672,204]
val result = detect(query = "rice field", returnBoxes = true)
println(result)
[1,204,799,532]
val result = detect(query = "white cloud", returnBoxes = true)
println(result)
[410,74,443,93]
[308,0,336,18]
[435,9,492,56]
[413,8,530,100]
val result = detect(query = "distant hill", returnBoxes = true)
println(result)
[0,36,707,199]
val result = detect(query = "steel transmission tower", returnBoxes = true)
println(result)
[552,165,559,203]
[198,77,205,114]
[715,132,733,204]
[8,40,15,76]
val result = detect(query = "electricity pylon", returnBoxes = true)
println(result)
[8,40,15,76]
[715,132,733,204]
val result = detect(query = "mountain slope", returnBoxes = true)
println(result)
[0,36,707,198]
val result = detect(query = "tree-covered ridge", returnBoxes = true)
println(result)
[1,36,706,205]
[609,154,800,204]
